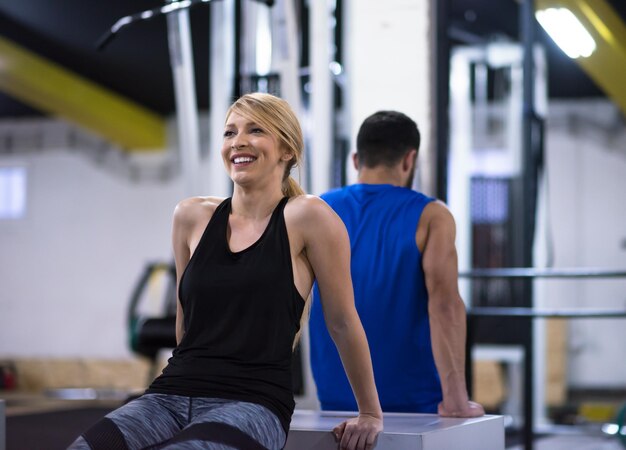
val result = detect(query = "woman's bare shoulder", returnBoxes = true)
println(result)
[174,196,226,227]
[285,194,343,232]
[286,194,332,218]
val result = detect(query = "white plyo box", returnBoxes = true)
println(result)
[285,410,504,450]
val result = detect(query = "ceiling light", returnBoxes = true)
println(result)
[536,7,596,58]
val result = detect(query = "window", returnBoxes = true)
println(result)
[0,167,27,219]
[470,177,509,224]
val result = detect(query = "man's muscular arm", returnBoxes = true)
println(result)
[420,201,485,417]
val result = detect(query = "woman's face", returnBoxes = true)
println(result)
[222,112,292,188]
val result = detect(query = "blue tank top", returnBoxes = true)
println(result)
[310,184,442,413]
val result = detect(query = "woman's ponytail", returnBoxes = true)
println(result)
[282,175,305,197]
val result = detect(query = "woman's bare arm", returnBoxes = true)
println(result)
[291,196,382,450]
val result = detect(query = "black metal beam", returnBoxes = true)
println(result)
[469,307,626,318]
[460,268,626,278]
[520,1,537,448]
[435,0,450,201]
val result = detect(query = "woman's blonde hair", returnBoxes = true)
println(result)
[226,93,305,197]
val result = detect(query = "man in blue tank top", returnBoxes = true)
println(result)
[310,111,485,417]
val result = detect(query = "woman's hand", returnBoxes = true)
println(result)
[333,413,383,450]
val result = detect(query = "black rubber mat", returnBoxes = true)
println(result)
[7,407,113,450]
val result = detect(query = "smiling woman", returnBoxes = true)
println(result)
[222,93,306,198]
[67,92,383,450]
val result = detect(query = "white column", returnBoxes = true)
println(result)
[344,0,434,187]
[309,0,334,195]
[270,0,307,186]
[167,7,201,197]
[208,0,236,197]
[448,48,478,299]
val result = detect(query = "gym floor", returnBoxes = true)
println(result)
[507,436,623,450]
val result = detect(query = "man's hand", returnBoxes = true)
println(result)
[333,414,383,450]
[438,400,485,418]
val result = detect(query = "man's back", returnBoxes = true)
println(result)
[309,183,443,413]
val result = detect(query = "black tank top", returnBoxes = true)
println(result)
[147,197,306,433]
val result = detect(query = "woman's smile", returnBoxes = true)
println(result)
[231,153,258,167]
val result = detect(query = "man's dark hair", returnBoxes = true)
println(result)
[356,111,420,168]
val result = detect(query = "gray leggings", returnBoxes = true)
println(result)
[67,394,286,450]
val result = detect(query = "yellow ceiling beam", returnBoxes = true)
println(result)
[536,0,626,116]
[0,36,165,151]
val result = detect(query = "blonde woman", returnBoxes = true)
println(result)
[69,93,382,450]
